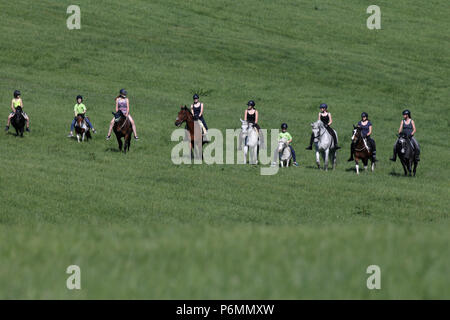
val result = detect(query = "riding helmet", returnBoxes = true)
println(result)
[13,90,21,98]
[281,123,288,130]
[120,89,127,97]
[76,95,83,101]
[361,112,368,118]
[402,109,411,117]
[319,103,328,109]
[193,94,199,100]
[247,100,255,107]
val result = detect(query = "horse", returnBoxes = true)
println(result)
[112,111,132,153]
[11,106,25,137]
[394,133,418,176]
[310,120,338,171]
[239,119,259,164]
[174,106,204,159]
[74,114,91,143]
[351,125,374,174]
[277,137,292,167]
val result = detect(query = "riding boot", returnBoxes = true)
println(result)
[5,126,9,131]
[305,133,314,150]
[347,143,355,161]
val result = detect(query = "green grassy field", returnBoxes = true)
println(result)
[0,0,449,299]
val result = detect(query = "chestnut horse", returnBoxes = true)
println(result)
[112,111,132,153]
[351,125,374,174]
[75,114,91,143]
[174,106,204,159]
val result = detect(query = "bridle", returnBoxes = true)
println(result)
[352,128,367,152]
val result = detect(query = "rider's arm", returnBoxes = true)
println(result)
[191,104,194,115]
[411,120,416,136]
[19,98,23,110]
[125,99,130,117]
[398,120,403,134]
[368,125,372,136]
[254,110,259,124]
[199,103,204,117]
[115,99,119,112]
[244,109,248,121]
[11,100,15,112]
[317,113,321,121]
[74,105,77,117]
[328,113,333,126]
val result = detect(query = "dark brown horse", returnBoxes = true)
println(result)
[174,106,204,159]
[112,111,132,153]
[395,133,418,176]
[351,125,375,174]
[11,106,25,137]
[75,114,91,143]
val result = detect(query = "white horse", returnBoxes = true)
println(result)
[277,137,292,167]
[311,120,338,171]
[239,119,258,164]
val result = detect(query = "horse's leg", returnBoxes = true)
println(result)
[363,158,368,171]
[408,160,412,176]
[371,159,375,172]
[355,158,359,175]
[401,158,407,176]
[77,134,80,143]
[116,134,123,151]
[82,132,85,142]
[413,160,417,176]
[244,146,248,164]
[315,149,320,169]
[324,149,329,171]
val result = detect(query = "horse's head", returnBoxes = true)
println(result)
[175,105,190,127]
[112,110,124,123]
[397,133,409,155]
[352,125,362,142]
[15,106,23,115]
[311,121,321,141]
[278,137,288,152]
[240,118,249,133]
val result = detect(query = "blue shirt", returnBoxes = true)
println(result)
[358,120,372,137]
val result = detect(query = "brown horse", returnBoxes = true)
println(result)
[112,111,132,153]
[351,125,375,174]
[75,114,91,143]
[174,106,204,159]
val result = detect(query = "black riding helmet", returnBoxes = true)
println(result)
[319,103,328,109]
[281,123,288,130]
[14,90,21,98]
[247,100,255,107]
[76,95,83,102]
[193,94,199,100]
[361,112,368,118]
[119,89,127,97]
[402,109,411,117]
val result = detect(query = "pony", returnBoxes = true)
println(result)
[239,119,259,164]
[310,120,338,171]
[174,106,204,160]
[11,106,25,137]
[277,137,292,167]
[112,110,132,153]
[394,133,418,176]
[351,125,374,174]
[74,114,91,143]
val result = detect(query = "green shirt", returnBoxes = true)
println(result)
[279,131,292,141]
[74,103,86,115]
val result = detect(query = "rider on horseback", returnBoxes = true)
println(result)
[68,95,96,137]
[244,100,260,130]
[348,112,377,162]
[107,89,139,140]
[306,103,340,150]
[279,123,299,166]
[390,109,420,162]
[191,94,208,135]
[5,90,30,132]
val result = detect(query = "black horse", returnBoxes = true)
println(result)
[394,133,419,176]
[11,106,25,137]
[112,111,132,153]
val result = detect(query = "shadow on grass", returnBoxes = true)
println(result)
[104,148,121,153]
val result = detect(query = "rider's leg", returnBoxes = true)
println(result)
[347,142,355,161]
[289,145,298,163]
[199,116,208,131]
[390,142,397,161]
[107,118,114,137]
[85,117,94,129]
[306,133,314,150]
[128,115,138,138]
[24,113,30,129]
[369,137,377,160]
[411,137,420,160]
[327,126,340,149]
[6,113,13,126]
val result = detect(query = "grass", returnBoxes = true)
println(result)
[0,0,449,299]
